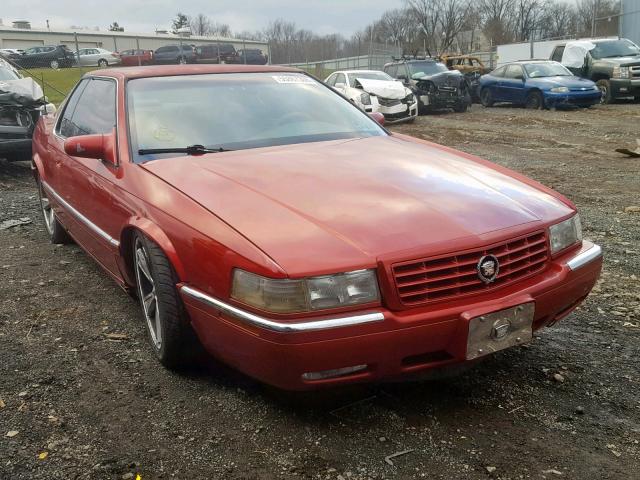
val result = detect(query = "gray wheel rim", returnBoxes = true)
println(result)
[135,238,162,349]
[50,60,59,69]
[38,182,55,236]
[599,85,607,104]
[179,57,186,64]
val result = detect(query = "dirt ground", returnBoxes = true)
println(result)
[1,103,639,480]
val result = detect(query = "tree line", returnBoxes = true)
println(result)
[164,0,620,64]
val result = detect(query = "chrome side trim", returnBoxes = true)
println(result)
[180,285,385,333]
[41,181,120,248]
[566,244,602,271]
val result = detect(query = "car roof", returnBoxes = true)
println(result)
[87,64,301,81]
[506,60,559,65]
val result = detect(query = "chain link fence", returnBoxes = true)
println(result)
[1,33,269,105]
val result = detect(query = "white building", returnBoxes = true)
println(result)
[0,23,268,54]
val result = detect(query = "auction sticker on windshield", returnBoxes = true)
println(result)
[272,75,315,84]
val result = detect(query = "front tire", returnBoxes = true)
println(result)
[525,91,543,110]
[37,176,72,244]
[98,59,108,67]
[133,232,197,368]
[178,56,187,65]
[49,59,59,69]
[480,88,494,107]
[596,79,612,104]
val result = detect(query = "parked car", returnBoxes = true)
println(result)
[32,65,602,390]
[550,38,640,103]
[119,49,154,66]
[77,47,121,67]
[479,60,601,109]
[0,58,54,162]
[194,43,238,64]
[153,45,196,64]
[383,58,471,112]
[440,54,491,102]
[13,45,77,69]
[325,70,417,123]
[0,48,25,60]
[237,48,268,65]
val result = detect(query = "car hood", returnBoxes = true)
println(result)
[594,56,640,67]
[530,76,596,89]
[141,136,573,275]
[355,78,409,99]
[414,70,465,87]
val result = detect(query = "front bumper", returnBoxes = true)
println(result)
[379,101,418,124]
[182,242,602,390]
[544,90,601,108]
[610,78,640,97]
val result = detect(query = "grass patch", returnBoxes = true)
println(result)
[20,67,97,105]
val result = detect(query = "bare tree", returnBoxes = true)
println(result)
[190,14,211,36]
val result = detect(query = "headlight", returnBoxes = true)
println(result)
[231,269,380,313]
[406,93,415,103]
[549,215,582,255]
[612,66,630,79]
[360,92,371,105]
[550,86,569,93]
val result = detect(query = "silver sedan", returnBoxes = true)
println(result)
[77,48,121,67]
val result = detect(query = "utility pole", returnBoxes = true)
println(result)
[591,0,600,37]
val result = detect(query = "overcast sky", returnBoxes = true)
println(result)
[1,0,404,36]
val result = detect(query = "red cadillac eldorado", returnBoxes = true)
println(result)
[31,65,602,390]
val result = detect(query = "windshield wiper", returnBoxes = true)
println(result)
[138,144,233,156]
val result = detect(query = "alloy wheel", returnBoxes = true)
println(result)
[50,59,59,69]
[135,238,162,350]
[38,182,55,236]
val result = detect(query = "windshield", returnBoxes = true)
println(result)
[590,39,640,59]
[349,72,393,86]
[127,72,386,162]
[0,65,20,81]
[408,61,448,77]
[524,63,572,78]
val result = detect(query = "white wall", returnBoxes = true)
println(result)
[496,39,568,66]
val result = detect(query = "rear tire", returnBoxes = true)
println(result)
[133,232,199,368]
[525,91,543,110]
[98,59,108,67]
[178,56,187,65]
[480,88,494,107]
[36,176,72,244]
[49,59,59,69]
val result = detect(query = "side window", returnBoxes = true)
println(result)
[505,65,524,79]
[59,79,116,137]
[384,65,398,78]
[335,73,346,86]
[492,66,506,77]
[58,80,89,137]
[325,74,336,86]
[551,46,564,63]
[398,64,410,78]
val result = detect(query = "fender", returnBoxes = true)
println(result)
[119,217,188,284]
[31,153,44,181]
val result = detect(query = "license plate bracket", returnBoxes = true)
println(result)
[466,303,534,360]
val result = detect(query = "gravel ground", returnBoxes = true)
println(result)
[1,103,639,480]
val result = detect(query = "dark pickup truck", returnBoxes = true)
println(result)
[551,38,640,103]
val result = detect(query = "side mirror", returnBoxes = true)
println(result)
[516,75,525,81]
[369,112,385,126]
[64,131,117,165]
[334,82,346,89]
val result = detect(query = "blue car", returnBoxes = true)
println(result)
[479,60,601,109]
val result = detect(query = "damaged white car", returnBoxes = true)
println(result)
[325,70,418,124]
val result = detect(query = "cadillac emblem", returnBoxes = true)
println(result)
[477,254,499,284]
